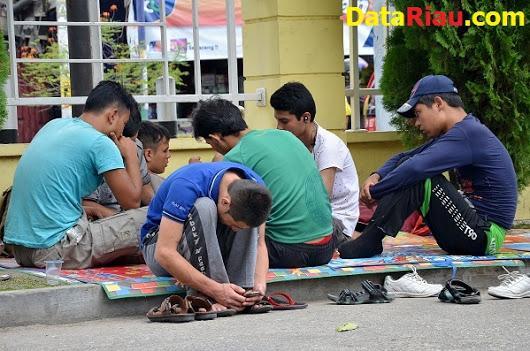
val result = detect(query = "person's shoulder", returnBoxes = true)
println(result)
[316,125,347,148]
[247,129,290,138]
[454,114,492,137]
[318,126,343,142]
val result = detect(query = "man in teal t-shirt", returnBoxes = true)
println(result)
[192,98,337,268]
[4,81,146,269]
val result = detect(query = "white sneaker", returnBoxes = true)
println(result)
[487,267,530,299]
[384,266,443,298]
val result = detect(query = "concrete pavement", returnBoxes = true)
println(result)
[1,295,529,351]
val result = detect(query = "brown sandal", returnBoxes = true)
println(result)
[146,295,195,323]
[241,300,273,314]
[185,296,218,320]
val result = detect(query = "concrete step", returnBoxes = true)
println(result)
[1,264,527,328]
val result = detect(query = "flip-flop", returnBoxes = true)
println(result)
[266,291,308,310]
[438,279,481,304]
[216,308,237,317]
[327,288,370,305]
[360,280,394,304]
[241,300,273,314]
[146,295,195,323]
[185,296,218,320]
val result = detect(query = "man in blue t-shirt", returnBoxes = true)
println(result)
[4,81,146,269]
[339,75,517,259]
[141,162,272,313]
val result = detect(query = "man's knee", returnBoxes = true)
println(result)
[192,197,217,219]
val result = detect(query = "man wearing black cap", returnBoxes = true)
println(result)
[339,75,517,259]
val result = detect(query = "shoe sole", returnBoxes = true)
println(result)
[387,291,441,298]
[487,291,530,299]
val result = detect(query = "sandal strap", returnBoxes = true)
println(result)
[267,291,295,306]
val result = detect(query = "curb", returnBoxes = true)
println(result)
[0,284,161,327]
[1,265,527,328]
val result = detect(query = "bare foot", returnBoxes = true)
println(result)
[211,303,229,312]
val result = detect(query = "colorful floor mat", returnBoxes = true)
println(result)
[2,232,529,299]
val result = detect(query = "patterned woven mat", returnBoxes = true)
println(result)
[1,232,529,299]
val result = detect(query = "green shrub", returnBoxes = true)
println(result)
[0,31,9,128]
[380,0,530,189]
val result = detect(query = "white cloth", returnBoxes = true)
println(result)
[313,125,359,236]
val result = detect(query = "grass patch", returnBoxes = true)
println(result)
[0,270,67,291]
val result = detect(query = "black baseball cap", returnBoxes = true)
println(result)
[397,75,459,118]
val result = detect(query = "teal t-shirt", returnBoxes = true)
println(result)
[4,118,124,248]
[224,129,332,243]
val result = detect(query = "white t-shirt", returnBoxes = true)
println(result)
[312,125,359,236]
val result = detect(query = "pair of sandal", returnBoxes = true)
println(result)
[238,291,308,313]
[146,295,235,323]
[438,279,481,304]
[328,280,394,305]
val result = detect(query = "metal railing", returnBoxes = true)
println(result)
[5,0,265,108]
[345,0,384,130]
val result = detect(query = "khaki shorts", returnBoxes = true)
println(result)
[13,207,147,269]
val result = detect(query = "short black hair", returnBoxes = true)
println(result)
[270,82,316,121]
[227,179,272,227]
[137,121,171,149]
[84,80,132,114]
[123,94,141,137]
[417,93,465,109]
[191,98,248,139]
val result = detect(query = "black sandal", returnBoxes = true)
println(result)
[327,288,370,305]
[360,280,394,304]
[438,279,481,304]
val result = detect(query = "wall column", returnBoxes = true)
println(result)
[242,0,346,137]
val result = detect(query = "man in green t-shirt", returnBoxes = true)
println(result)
[191,98,336,268]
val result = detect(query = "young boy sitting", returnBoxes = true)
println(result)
[138,121,171,192]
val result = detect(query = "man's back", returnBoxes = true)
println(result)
[453,115,517,228]
[224,129,332,243]
[141,161,264,242]
[5,118,123,248]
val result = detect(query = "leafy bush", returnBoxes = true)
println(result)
[380,0,530,189]
[18,20,186,98]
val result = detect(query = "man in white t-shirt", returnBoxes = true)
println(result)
[271,82,359,244]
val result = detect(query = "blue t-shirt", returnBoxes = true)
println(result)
[140,162,265,242]
[372,114,517,229]
[4,118,124,248]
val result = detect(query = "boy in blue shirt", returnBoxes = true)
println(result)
[339,75,517,258]
[141,162,272,312]
[83,100,154,217]
[4,81,146,268]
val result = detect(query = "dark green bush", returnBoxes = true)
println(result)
[380,0,530,189]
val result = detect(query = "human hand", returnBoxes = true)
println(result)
[244,282,266,306]
[360,173,380,206]
[84,204,117,221]
[212,283,246,310]
[110,132,137,160]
